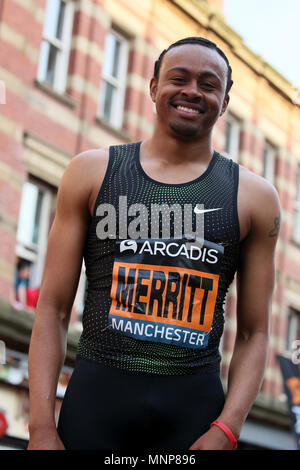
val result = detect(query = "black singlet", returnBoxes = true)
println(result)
[76,142,240,375]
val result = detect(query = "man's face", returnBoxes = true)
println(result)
[150,44,229,139]
[19,266,30,279]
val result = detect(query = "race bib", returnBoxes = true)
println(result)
[108,238,224,349]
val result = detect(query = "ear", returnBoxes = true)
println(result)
[150,77,158,103]
[220,94,230,117]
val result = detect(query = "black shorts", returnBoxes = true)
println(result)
[57,356,225,451]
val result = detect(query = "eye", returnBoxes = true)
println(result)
[200,82,216,89]
[171,77,186,83]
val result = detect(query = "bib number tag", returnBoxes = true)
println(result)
[108,238,223,349]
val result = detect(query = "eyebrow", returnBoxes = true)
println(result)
[167,67,223,84]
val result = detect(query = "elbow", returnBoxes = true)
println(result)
[34,297,71,330]
[236,327,270,347]
[58,309,71,330]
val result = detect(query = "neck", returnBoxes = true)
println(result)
[143,122,214,165]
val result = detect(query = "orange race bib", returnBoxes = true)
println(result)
[108,238,224,349]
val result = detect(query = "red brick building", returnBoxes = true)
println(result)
[0,0,300,449]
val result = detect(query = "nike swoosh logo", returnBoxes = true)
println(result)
[194,207,222,214]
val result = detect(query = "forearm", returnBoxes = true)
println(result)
[217,330,269,438]
[28,303,69,433]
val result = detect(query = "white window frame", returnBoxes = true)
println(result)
[293,167,300,244]
[224,113,241,162]
[16,179,87,320]
[263,141,276,184]
[285,308,299,355]
[16,180,55,287]
[37,0,75,93]
[98,29,129,129]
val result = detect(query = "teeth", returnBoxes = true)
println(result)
[177,105,200,114]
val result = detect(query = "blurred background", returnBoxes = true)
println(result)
[0,0,300,450]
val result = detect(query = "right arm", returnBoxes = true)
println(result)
[27,150,107,449]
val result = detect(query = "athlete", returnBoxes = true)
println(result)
[27,37,281,450]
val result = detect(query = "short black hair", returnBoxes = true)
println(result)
[153,36,233,95]
[17,259,31,271]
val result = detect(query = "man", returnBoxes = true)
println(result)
[11,259,31,310]
[28,37,281,450]
[10,259,37,313]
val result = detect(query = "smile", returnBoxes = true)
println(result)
[173,104,204,116]
[177,105,199,114]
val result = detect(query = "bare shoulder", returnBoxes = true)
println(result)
[60,148,110,215]
[239,164,280,202]
[66,147,109,183]
[239,164,281,237]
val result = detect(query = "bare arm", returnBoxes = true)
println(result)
[216,181,280,436]
[190,176,281,450]
[27,150,106,449]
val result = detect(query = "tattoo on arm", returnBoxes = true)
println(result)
[269,216,281,238]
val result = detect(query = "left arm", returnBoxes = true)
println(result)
[190,179,281,450]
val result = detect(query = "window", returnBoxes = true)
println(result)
[16,180,57,288]
[263,142,276,184]
[293,167,300,244]
[286,308,300,354]
[98,29,129,129]
[224,114,241,162]
[37,0,75,93]
[15,179,86,318]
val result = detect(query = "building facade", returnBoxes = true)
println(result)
[0,0,300,449]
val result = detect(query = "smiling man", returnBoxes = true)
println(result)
[150,37,231,140]
[28,37,281,451]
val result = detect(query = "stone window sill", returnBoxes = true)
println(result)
[95,117,132,142]
[34,80,76,109]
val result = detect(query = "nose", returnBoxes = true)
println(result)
[181,79,202,99]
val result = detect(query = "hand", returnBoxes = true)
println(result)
[27,427,66,450]
[11,300,23,311]
[188,425,234,450]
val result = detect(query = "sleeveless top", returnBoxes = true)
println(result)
[77,142,240,375]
